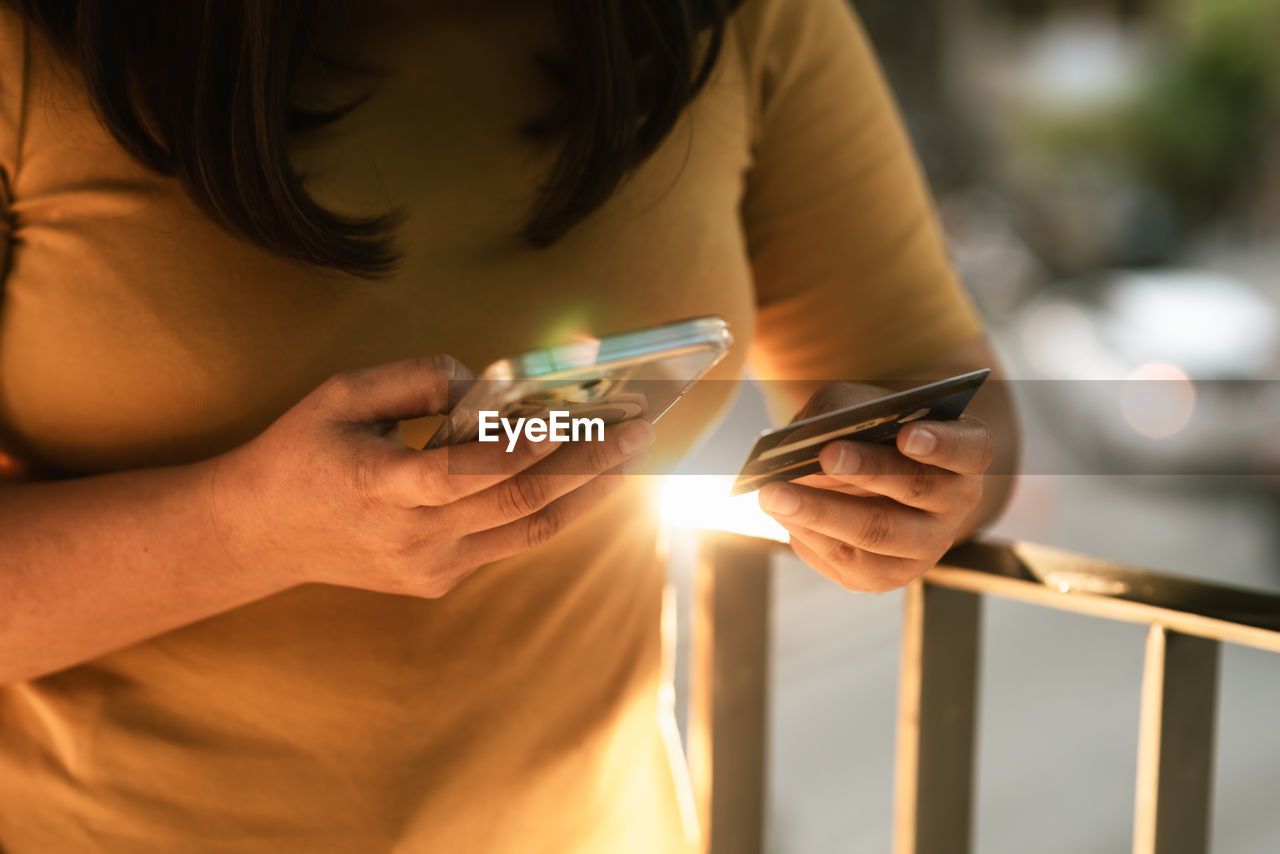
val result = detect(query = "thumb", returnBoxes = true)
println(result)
[321,354,476,423]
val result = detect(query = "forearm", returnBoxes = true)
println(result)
[0,459,293,685]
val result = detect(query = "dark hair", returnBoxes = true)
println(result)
[11,0,739,277]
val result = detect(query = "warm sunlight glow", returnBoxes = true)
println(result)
[658,475,790,543]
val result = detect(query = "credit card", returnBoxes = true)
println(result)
[729,369,990,496]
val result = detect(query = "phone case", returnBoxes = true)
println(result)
[425,316,733,448]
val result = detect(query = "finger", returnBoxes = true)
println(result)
[785,524,925,593]
[375,433,563,509]
[757,484,946,559]
[441,420,655,530]
[897,417,994,476]
[454,463,633,566]
[816,441,966,513]
[792,471,879,498]
[321,354,476,424]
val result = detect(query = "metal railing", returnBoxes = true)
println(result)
[687,533,1280,854]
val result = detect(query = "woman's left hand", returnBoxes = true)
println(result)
[758,382,995,593]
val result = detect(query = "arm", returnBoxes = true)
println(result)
[0,356,653,686]
[0,460,285,685]
[0,4,292,684]
[735,0,1019,588]
[0,7,290,684]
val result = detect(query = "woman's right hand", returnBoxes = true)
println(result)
[205,354,655,598]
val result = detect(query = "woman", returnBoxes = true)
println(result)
[0,0,1017,851]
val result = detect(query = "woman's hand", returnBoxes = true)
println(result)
[206,354,654,599]
[757,382,994,593]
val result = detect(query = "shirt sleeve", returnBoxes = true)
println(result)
[736,0,983,423]
[0,6,27,479]
[0,4,25,278]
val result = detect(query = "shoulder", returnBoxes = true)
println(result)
[730,0,870,94]
[727,0,885,154]
[732,0,861,58]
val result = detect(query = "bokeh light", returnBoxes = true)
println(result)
[1120,362,1196,439]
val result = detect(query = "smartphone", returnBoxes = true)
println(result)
[425,316,734,448]
[730,368,990,495]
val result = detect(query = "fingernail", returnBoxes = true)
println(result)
[904,427,936,457]
[830,443,860,475]
[618,421,656,455]
[760,484,800,517]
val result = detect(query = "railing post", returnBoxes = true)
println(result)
[894,580,983,854]
[1133,625,1221,854]
[689,533,771,854]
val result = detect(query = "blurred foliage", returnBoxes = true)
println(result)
[1028,0,1280,223]
[1137,0,1280,205]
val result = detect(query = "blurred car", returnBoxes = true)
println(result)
[1014,268,1280,479]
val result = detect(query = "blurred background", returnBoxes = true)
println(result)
[668,0,1280,851]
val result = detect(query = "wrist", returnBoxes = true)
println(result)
[954,472,1016,544]
[194,451,304,598]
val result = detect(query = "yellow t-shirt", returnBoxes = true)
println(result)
[0,1,981,851]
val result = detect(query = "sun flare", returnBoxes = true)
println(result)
[657,475,789,543]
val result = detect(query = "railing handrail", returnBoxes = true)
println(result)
[689,532,1280,854]
[697,532,1280,648]
[932,539,1280,652]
